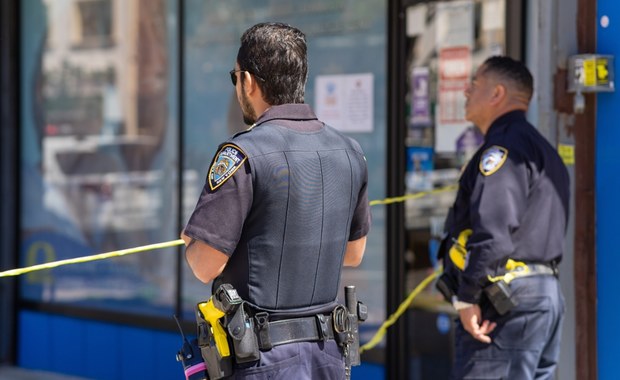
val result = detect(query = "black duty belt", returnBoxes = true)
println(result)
[254,312,335,350]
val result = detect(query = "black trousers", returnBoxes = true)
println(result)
[451,275,565,380]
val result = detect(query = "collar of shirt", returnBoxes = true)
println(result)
[485,110,527,140]
[253,104,320,128]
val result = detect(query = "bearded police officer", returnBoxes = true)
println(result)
[437,56,570,379]
[181,22,370,380]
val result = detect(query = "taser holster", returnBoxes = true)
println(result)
[196,284,261,379]
[196,284,241,379]
[196,303,232,379]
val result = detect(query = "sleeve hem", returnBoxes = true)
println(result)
[182,226,235,257]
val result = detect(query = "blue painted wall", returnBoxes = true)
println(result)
[596,1,620,379]
[18,311,182,380]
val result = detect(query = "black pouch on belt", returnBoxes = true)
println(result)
[484,280,518,315]
[227,303,260,364]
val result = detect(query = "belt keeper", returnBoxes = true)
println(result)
[255,312,272,350]
[315,314,329,342]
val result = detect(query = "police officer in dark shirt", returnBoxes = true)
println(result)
[438,56,570,379]
[181,22,371,379]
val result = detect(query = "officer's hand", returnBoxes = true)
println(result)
[458,305,496,343]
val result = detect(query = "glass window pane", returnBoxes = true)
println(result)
[404,0,506,376]
[20,0,180,316]
[405,0,507,281]
[181,0,387,350]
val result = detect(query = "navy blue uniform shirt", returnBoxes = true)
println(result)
[184,103,371,260]
[446,110,570,303]
[184,104,371,312]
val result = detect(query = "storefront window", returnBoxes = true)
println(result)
[180,0,388,348]
[19,0,387,346]
[19,0,180,316]
[403,0,506,377]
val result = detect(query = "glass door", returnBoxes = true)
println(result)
[401,1,508,378]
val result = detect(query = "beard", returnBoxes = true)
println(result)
[240,87,257,125]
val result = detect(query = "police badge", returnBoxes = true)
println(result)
[479,145,508,176]
[208,144,247,190]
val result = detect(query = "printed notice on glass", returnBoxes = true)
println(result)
[436,46,472,153]
[411,67,431,126]
[315,73,374,133]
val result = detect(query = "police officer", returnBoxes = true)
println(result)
[181,22,370,380]
[439,56,570,379]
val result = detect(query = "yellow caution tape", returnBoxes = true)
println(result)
[359,268,441,354]
[0,187,457,358]
[0,185,458,278]
[369,184,458,206]
[0,239,185,278]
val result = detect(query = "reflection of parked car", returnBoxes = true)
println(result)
[43,135,164,234]
[43,135,199,241]
[26,135,200,309]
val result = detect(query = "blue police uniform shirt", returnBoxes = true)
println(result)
[447,110,570,304]
[184,104,371,313]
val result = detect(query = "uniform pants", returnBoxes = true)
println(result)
[231,340,345,380]
[451,275,565,380]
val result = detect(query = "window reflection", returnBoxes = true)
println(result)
[72,0,114,49]
[20,0,387,328]
[21,0,179,315]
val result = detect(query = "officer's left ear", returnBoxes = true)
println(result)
[241,71,254,93]
[491,84,507,104]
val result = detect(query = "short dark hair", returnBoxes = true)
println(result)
[237,22,308,105]
[481,56,534,100]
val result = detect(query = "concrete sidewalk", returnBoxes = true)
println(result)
[0,367,90,380]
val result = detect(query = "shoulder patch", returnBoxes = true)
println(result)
[479,145,508,176]
[208,144,247,191]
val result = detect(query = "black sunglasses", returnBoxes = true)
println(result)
[229,69,265,86]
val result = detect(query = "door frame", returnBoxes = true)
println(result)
[0,0,19,365]
[385,1,525,378]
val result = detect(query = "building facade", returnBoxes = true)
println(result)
[1,0,615,379]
